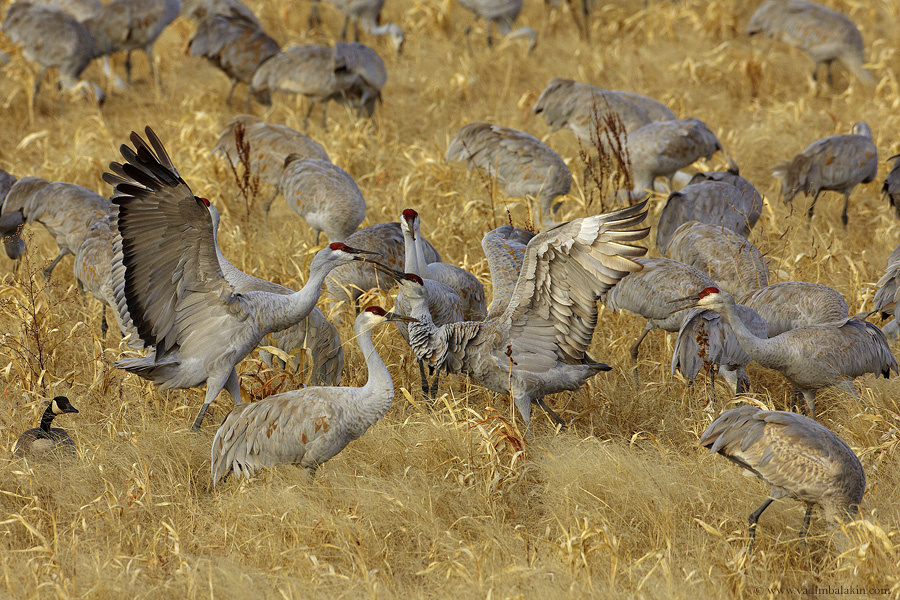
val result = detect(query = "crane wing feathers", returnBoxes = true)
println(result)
[482,225,535,319]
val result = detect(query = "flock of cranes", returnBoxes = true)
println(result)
[0,0,897,563]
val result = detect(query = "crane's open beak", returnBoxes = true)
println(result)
[368,262,406,281]
[385,312,418,323]
[667,294,701,316]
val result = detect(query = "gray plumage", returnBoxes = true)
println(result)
[684,287,897,417]
[0,169,23,261]
[181,0,259,24]
[614,90,676,123]
[626,118,724,200]
[700,405,865,549]
[656,181,761,253]
[481,224,535,319]
[82,0,181,85]
[873,243,900,320]
[31,0,99,20]
[881,154,900,220]
[739,281,849,337]
[605,256,716,367]
[326,222,440,308]
[322,0,404,54]
[278,156,366,244]
[188,13,280,107]
[1,176,112,279]
[771,122,877,227]
[2,2,103,104]
[672,304,767,394]
[746,0,872,87]
[446,122,571,221]
[13,396,79,459]
[456,0,535,52]
[687,166,763,210]
[665,221,768,298]
[104,128,377,429]
[403,202,650,431]
[211,308,412,485]
[251,42,386,125]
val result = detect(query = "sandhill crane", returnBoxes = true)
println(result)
[481,224,534,318]
[700,405,865,552]
[604,256,715,371]
[319,0,405,54]
[211,306,414,484]
[532,78,654,145]
[1,176,112,280]
[687,164,763,207]
[672,304,767,395]
[13,396,79,459]
[665,221,769,298]
[402,209,486,321]
[211,115,330,215]
[771,122,877,227]
[278,156,366,244]
[456,0,536,53]
[446,122,571,223]
[82,0,181,85]
[252,42,386,126]
[674,286,897,417]
[188,13,280,107]
[873,243,900,327]
[746,0,872,87]
[325,221,440,309]
[181,0,259,23]
[656,181,761,253]
[881,154,900,220]
[2,2,104,105]
[614,90,676,123]
[0,170,23,262]
[739,281,849,337]
[625,118,724,200]
[397,202,649,432]
[104,127,385,429]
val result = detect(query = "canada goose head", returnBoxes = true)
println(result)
[50,396,79,415]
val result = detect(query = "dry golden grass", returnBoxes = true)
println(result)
[1,0,900,597]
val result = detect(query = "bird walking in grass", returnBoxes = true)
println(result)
[771,122,877,228]
[104,127,384,430]
[673,286,897,418]
[13,396,79,459]
[746,0,873,88]
[211,306,415,485]
[700,405,864,553]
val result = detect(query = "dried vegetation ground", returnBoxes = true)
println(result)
[0,0,900,597]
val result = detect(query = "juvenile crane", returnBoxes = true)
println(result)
[211,306,415,485]
[456,0,536,53]
[188,13,280,107]
[665,221,769,299]
[746,0,873,87]
[701,405,865,552]
[104,127,383,429]
[1,177,112,279]
[674,287,897,417]
[446,122,571,222]
[1,2,104,105]
[399,202,650,432]
[278,156,366,244]
[13,396,79,459]
[771,122,877,227]
[739,281,849,337]
[882,154,900,220]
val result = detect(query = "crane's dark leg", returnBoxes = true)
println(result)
[581,0,590,41]
[101,307,108,337]
[826,60,835,87]
[314,230,321,246]
[145,46,159,88]
[226,80,238,106]
[536,398,566,429]
[193,368,241,431]
[630,324,653,383]
[807,191,821,220]
[486,20,494,47]
[341,15,350,40]
[418,359,431,398]
[841,192,850,228]
[308,0,321,28]
[464,18,477,54]
[428,368,441,400]
[125,51,133,85]
[33,67,47,107]
[304,102,315,128]
[353,19,360,42]
[262,190,279,222]
[748,497,774,554]
[43,248,68,280]
[321,103,328,129]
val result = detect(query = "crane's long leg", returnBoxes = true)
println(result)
[748,497,774,554]
[262,189,280,222]
[193,368,241,430]
[428,367,441,401]
[826,60,835,88]
[807,191,821,220]
[101,307,108,337]
[486,19,494,47]
[226,80,238,106]
[145,46,161,91]
[841,191,850,228]
[308,0,321,28]
[341,15,350,40]
[464,16,478,54]
[125,51,133,85]
[630,323,653,384]
[417,360,431,399]
[802,390,817,419]
[535,398,566,429]
[353,18,360,42]
[43,248,69,280]
[33,67,48,108]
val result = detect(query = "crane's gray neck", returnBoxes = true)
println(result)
[39,404,57,433]
[355,321,394,423]
[402,227,419,274]
[412,225,429,275]
[714,299,777,369]
[270,261,332,333]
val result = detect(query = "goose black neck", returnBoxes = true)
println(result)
[39,404,57,432]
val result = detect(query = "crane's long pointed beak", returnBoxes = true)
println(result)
[369,262,406,281]
[386,312,418,323]
[667,294,700,316]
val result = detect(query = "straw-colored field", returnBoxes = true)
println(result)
[1,0,899,597]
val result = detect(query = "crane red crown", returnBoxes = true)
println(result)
[699,287,720,298]
[405,273,424,285]
[365,306,387,316]
[330,242,347,251]
[196,197,211,207]
[402,208,418,221]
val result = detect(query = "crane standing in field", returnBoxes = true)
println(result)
[673,287,897,418]
[771,122,877,227]
[319,0,405,54]
[211,307,415,484]
[701,405,865,552]
[1,177,112,280]
[1,2,104,105]
[104,128,385,429]
[746,0,873,88]
[446,122,572,224]
[456,0,536,53]
[398,202,650,432]
[277,156,366,244]
[882,154,900,220]
[188,13,280,107]
[739,281,849,337]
